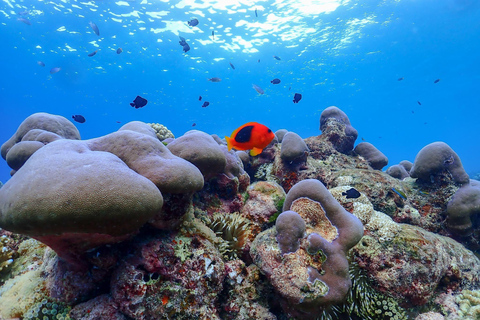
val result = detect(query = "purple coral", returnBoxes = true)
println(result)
[447,182,480,236]
[275,210,306,253]
[354,142,388,170]
[410,142,469,185]
[319,106,358,153]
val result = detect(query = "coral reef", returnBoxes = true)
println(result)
[354,142,388,170]
[0,110,479,320]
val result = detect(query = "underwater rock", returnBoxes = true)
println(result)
[1,113,81,172]
[319,106,358,154]
[70,294,127,320]
[110,232,225,319]
[410,142,469,186]
[354,141,388,170]
[329,186,480,307]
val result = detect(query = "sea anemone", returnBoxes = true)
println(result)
[203,212,252,260]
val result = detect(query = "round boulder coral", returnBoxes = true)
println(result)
[319,106,358,153]
[0,139,163,268]
[354,142,388,170]
[410,142,469,185]
[1,113,80,172]
[280,132,309,163]
[447,183,480,236]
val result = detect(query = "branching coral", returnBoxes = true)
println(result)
[203,212,252,259]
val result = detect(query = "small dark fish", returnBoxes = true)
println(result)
[271,78,281,84]
[255,8,258,17]
[18,17,31,25]
[202,101,210,108]
[199,96,202,101]
[187,18,199,27]
[18,10,29,16]
[397,77,404,81]
[273,55,281,60]
[179,36,190,53]
[257,59,260,63]
[293,93,302,103]
[130,95,148,109]
[192,123,196,127]
[37,61,45,67]
[208,77,221,82]
[89,21,99,36]
[361,137,365,141]
[229,62,235,70]
[88,50,98,57]
[116,121,122,123]
[342,188,361,199]
[411,110,414,114]
[392,188,407,200]
[252,84,264,95]
[72,115,86,123]
[417,101,421,105]
[50,67,61,74]
[116,48,123,54]
[212,30,215,40]
[288,86,291,90]
[434,79,440,83]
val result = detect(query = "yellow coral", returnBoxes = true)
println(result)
[0,235,14,273]
[148,123,174,141]
[457,289,480,319]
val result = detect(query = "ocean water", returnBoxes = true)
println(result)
[0,0,479,183]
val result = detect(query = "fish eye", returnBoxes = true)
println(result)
[268,129,272,133]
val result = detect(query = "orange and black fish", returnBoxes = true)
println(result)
[225,122,275,156]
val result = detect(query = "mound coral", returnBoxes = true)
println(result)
[1,113,81,172]
[0,120,204,269]
[354,142,388,170]
[410,141,469,186]
[319,106,358,153]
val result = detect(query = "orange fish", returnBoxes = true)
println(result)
[225,122,275,156]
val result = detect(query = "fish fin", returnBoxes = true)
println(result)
[250,147,263,156]
[225,136,233,151]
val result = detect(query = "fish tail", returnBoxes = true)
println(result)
[225,136,233,151]
[250,147,263,156]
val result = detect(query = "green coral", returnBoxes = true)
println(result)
[457,289,480,319]
[148,123,175,141]
[23,298,71,320]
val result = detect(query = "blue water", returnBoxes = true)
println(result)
[1,0,479,183]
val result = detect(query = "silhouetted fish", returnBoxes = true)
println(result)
[229,62,235,70]
[202,101,210,108]
[187,18,199,26]
[208,77,221,82]
[252,84,264,95]
[271,78,281,84]
[434,79,440,83]
[199,96,202,101]
[255,8,258,17]
[37,61,45,67]
[179,36,190,53]
[50,67,61,74]
[417,101,421,105]
[342,188,361,199]
[130,96,148,109]
[18,17,31,25]
[89,22,99,36]
[88,50,98,57]
[192,123,196,127]
[116,48,123,54]
[72,115,86,123]
[273,55,281,60]
[398,77,404,81]
[293,93,302,103]
[212,30,215,40]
